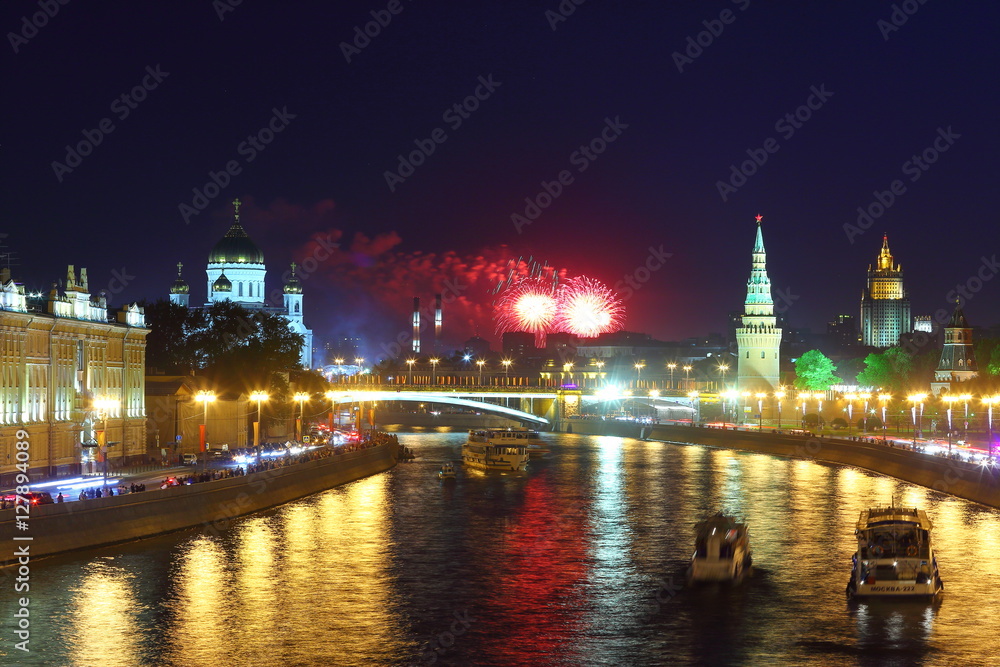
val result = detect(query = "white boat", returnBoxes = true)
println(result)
[688,513,752,583]
[847,505,943,598]
[438,463,456,480]
[462,429,530,471]
[500,427,550,458]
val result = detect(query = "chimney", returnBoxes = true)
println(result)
[434,293,442,350]
[412,297,421,354]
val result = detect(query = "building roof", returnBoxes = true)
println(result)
[208,223,265,265]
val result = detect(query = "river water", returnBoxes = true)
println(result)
[3,431,999,666]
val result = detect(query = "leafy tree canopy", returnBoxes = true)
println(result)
[793,350,840,390]
[856,347,913,391]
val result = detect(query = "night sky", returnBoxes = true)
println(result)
[3,1,997,357]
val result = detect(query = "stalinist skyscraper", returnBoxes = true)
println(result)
[860,234,910,348]
[737,215,782,391]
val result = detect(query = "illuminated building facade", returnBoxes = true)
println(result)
[0,266,148,484]
[736,216,781,391]
[860,234,911,348]
[930,301,978,395]
[169,199,313,367]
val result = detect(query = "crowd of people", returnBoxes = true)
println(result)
[77,482,148,501]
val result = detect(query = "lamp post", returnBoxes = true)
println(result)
[844,393,857,436]
[667,363,676,391]
[859,393,871,434]
[354,357,364,385]
[813,392,825,432]
[564,362,574,387]
[961,393,972,443]
[683,365,692,391]
[943,395,957,453]
[94,396,120,490]
[756,392,767,430]
[908,393,927,447]
[501,359,512,385]
[688,390,700,426]
[595,360,605,389]
[717,363,729,393]
[879,394,892,443]
[324,390,337,436]
[476,359,486,385]
[294,392,309,442]
[633,362,645,390]
[429,357,440,385]
[334,358,344,383]
[249,391,268,449]
[798,393,809,428]
[774,389,785,429]
[406,358,416,385]
[195,390,216,472]
[983,396,998,461]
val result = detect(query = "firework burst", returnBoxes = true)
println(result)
[554,276,625,338]
[494,275,558,346]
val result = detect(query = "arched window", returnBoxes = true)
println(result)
[761,351,765,359]
[238,282,243,297]
[295,303,300,313]
[746,352,749,359]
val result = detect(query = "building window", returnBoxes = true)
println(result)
[238,282,243,297]
[746,352,749,359]
[761,351,765,359]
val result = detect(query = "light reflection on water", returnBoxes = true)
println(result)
[3,433,1000,666]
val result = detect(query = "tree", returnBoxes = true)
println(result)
[856,347,913,391]
[142,299,304,391]
[140,300,204,372]
[793,350,840,390]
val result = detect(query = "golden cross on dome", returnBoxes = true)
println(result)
[755,214,763,223]
[176,261,183,276]
[290,261,297,276]
[233,198,242,220]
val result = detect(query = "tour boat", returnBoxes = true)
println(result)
[847,505,943,598]
[438,463,456,480]
[688,513,752,583]
[462,429,530,471]
[500,427,550,458]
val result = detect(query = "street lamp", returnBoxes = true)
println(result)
[683,365,693,391]
[688,390,700,425]
[476,359,486,385]
[501,359,512,385]
[93,396,120,490]
[717,363,729,393]
[798,393,809,428]
[354,357,364,385]
[774,389,785,429]
[430,357,440,385]
[249,391,268,449]
[634,362,645,389]
[324,390,338,435]
[564,362,574,387]
[667,362,677,391]
[908,393,927,447]
[859,393,871,434]
[195,390,216,471]
[844,393,857,436]
[960,393,972,443]
[943,394,958,453]
[878,394,892,443]
[294,392,309,442]
[334,358,344,383]
[983,396,998,460]
[595,360,605,388]
[406,358,416,384]
[741,391,751,426]
[813,392,825,431]
[755,392,767,430]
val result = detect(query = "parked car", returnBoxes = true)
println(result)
[182,453,198,465]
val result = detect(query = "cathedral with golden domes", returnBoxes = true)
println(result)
[168,199,313,367]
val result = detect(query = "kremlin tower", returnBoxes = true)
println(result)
[736,215,782,391]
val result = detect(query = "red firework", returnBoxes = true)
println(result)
[494,276,558,346]
[554,276,624,338]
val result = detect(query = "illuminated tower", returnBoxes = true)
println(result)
[860,234,911,348]
[736,215,781,391]
[930,300,978,395]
